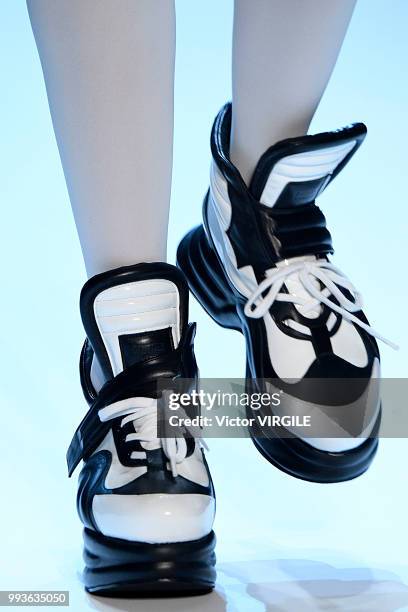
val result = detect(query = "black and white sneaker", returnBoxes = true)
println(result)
[178,103,395,484]
[67,263,216,596]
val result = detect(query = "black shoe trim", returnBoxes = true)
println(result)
[68,323,198,477]
[177,224,379,483]
[80,262,190,381]
[119,327,175,370]
[210,103,367,265]
[77,450,111,530]
[82,527,216,596]
[210,102,367,201]
[79,339,98,405]
[249,119,367,202]
[248,404,381,484]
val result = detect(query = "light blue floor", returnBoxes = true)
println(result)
[0,1,407,610]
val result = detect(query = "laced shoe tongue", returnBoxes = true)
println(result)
[93,278,183,376]
[276,255,322,319]
[247,126,367,317]
[249,124,366,209]
[80,263,189,388]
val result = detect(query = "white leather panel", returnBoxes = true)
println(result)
[264,311,370,381]
[209,161,232,227]
[94,279,180,375]
[327,312,337,331]
[285,319,312,335]
[331,319,368,368]
[305,434,371,453]
[96,293,176,318]
[93,493,215,543]
[264,313,316,380]
[90,353,106,393]
[171,446,210,488]
[260,141,356,207]
[207,171,258,299]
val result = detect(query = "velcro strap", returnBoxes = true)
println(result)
[66,350,184,477]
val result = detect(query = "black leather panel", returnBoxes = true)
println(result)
[79,338,98,405]
[77,450,111,530]
[112,448,214,497]
[225,185,274,273]
[274,177,330,208]
[258,203,333,259]
[119,327,175,370]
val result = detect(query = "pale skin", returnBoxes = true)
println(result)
[27,0,357,277]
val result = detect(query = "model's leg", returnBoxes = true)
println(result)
[27,0,175,277]
[231,0,357,183]
[178,0,388,480]
[27,3,217,594]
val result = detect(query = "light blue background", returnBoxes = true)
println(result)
[0,1,407,610]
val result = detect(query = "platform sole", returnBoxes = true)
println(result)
[177,223,379,484]
[83,528,216,597]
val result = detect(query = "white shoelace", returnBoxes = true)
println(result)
[244,259,398,350]
[98,396,205,477]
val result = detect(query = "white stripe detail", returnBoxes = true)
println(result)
[208,163,258,298]
[94,279,180,375]
[260,141,356,207]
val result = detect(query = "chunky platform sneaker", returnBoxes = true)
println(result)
[67,263,216,596]
[178,103,395,484]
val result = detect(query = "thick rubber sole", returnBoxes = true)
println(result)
[177,224,379,484]
[83,528,216,597]
[246,401,380,484]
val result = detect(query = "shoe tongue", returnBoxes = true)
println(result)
[246,126,366,317]
[249,125,366,208]
[81,263,188,381]
[276,255,322,319]
[95,278,181,376]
